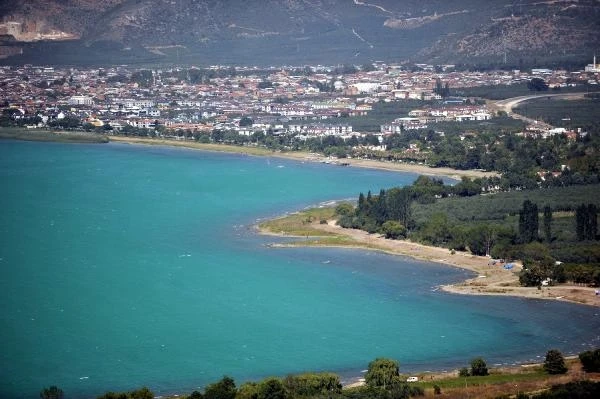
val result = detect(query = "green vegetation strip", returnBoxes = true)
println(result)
[0,128,108,143]
[415,368,547,389]
[109,136,280,156]
[259,208,339,237]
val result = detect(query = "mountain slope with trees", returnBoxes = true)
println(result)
[1,0,599,66]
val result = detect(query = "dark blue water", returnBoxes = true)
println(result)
[0,141,598,398]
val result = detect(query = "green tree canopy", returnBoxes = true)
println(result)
[470,357,489,376]
[282,372,342,396]
[40,386,63,399]
[239,117,253,127]
[579,349,600,373]
[257,378,287,399]
[365,358,400,389]
[381,220,407,239]
[544,349,568,374]
[204,376,237,399]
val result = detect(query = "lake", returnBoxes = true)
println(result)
[0,140,598,398]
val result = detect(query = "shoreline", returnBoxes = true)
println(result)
[108,135,497,180]
[0,127,109,143]
[259,218,600,308]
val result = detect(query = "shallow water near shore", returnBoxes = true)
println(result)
[1,140,599,398]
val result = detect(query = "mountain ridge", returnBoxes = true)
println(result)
[0,0,599,66]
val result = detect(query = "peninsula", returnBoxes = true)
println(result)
[259,207,600,308]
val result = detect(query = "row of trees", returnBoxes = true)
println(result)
[42,347,599,399]
[337,175,497,237]
[518,201,555,244]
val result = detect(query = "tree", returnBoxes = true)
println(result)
[579,349,600,372]
[576,204,598,241]
[257,80,273,89]
[131,70,153,88]
[527,77,548,91]
[204,376,237,399]
[470,357,489,376]
[335,203,354,217]
[189,391,204,399]
[40,386,63,399]
[257,378,287,399]
[365,358,399,389]
[518,200,539,243]
[467,224,498,256]
[381,220,406,239]
[543,206,553,242]
[239,117,253,127]
[282,373,342,396]
[576,204,587,241]
[236,383,259,399]
[385,187,413,228]
[544,349,568,374]
[587,204,598,240]
[96,387,153,399]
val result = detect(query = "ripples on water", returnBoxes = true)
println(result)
[0,141,598,398]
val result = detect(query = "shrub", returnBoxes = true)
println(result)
[365,358,400,388]
[579,349,600,372]
[544,349,568,374]
[470,357,489,376]
[459,367,470,377]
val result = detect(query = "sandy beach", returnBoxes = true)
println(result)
[264,219,600,308]
[108,136,496,180]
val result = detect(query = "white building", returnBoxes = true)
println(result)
[68,95,93,106]
[584,56,600,73]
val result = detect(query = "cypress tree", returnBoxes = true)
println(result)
[519,200,539,243]
[587,204,598,240]
[357,192,366,216]
[543,206,552,242]
[374,189,387,225]
[576,204,586,241]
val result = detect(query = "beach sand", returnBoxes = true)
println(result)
[270,220,600,308]
[108,136,496,180]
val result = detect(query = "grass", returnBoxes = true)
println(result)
[259,207,394,251]
[0,127,109,143]
[413,368,548,390]
[259,207,338,237]
[109,136,278,156]
[456,83,592,100]
[514,97,600,127]
[411,184,600,225]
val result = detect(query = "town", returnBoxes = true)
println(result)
[2,60,598,148]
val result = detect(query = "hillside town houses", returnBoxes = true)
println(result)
[1,62,597,141]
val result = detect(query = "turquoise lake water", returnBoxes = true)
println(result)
[1,140,599,398]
